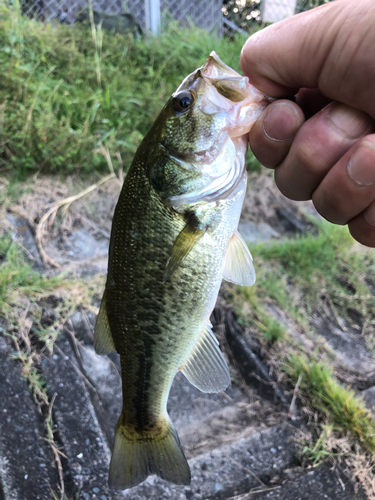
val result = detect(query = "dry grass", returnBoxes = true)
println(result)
[35,173,117,267]
[299,425,375,498]
[230,192,375,497]
[1,173,121,279]
[1,233,105,497]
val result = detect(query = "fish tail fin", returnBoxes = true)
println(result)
[108,413,191,489]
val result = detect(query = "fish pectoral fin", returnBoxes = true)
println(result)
[163,218,206,283]
[94,290,117,355]
[222,230,256,286]
[180,322,230,393]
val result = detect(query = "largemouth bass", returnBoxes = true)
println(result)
[94,52,268,489]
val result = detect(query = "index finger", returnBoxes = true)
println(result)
[240,0,375,118]
[240,2,338,96]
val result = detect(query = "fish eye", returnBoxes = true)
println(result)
[172,91,193,114]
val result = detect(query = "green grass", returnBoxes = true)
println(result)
[0,232,104,495]
[0,235,63,406]
[0,235,62,315]
[287,355,375,452]
[234,282,287,345]
[234,217,375,353]
[0,233,102,357]
[248,219,375,324]
[246,154,262,173]
[230,218,375,470]
[0,1,256,178]
[254,220,353,282]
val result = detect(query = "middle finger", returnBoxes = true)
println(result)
[274,102,374,201]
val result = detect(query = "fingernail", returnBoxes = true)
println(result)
[327,103,372,138]
[263,102,301,141]
[347,141,375,186]
[364,202,375,226]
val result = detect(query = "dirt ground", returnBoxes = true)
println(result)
[0,171,373,499]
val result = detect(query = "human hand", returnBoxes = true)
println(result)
[240,0,375,247]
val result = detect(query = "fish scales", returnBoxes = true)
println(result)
[109,150,242,426]
[94,52,269,489]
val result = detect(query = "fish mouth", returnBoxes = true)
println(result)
[163,131,227,166]
[165,145,214,162]
[164,135,248,208]
[175,51,267,115]
[163,52,269,208]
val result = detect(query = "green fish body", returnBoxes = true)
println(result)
[94,52,268,489]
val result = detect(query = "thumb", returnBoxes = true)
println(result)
[240,0,375,116]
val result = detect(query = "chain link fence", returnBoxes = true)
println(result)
[21,0,222,32]
[20,0,334,35]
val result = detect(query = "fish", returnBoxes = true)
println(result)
[94,51,269,490]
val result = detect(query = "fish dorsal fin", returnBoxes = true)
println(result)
[94,290,117,355]
[223,230,256,286]
[163,218,206,283]
[180,323,230,393]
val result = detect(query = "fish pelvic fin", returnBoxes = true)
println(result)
[180,322,230,393]
[109,415,191,489]
[94,289,117,355]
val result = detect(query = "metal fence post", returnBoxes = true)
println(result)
[145,0,161,34]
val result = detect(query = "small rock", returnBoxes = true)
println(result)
[214,482,223,491]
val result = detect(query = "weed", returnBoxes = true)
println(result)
[253,220,353,283]
[0,2,257,178]
[45,394,67,499]
[287,354,375,452]
[0,236,62,316]
[0,233,103,364]
[300,424,344,464]
[230,217,375,493]
[248,219,375,328]
[231,282,286,346]
[246,154,261,173]
[1,234,104,495]
[259,316,285,343]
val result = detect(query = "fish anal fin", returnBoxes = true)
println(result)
[109,415,191,489]
[223,230,256,286]
[94,290,117,355]
[163,218,206,283]
[180,323,230,393]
